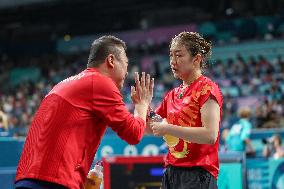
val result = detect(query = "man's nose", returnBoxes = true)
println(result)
[170,57,177,66]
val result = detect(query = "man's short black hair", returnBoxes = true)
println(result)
[87,35,126,67]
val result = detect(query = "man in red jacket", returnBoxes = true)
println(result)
[15,35,154,189]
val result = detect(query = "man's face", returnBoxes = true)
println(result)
[169,42,195,81]
[112,48,128,90]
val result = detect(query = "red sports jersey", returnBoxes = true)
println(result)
[16,68,146,189]
[156,75,223,178]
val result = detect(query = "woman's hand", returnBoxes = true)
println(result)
[150,120,169,136]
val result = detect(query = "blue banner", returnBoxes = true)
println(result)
[95,135,165,160]
[247,158,270,189]
[96,135,243,189]
[247,158,284,189]
[3,136,284,189]
[269,158,284,189]
[219,163,243,189]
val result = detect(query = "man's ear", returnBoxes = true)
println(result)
[106,54,115,68]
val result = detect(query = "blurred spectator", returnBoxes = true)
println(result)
[219,128,230,153]
[256,99,284,129]
[261,110,281,128]
[0,110,8,131]
[226,107,255,155]
[262,134,284,159]
[0,33,284,136]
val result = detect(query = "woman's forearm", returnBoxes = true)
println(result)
[165,124,217,144]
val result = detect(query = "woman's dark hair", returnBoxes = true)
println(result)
[170,32,212,69]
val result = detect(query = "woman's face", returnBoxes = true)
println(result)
[169,42,197,81]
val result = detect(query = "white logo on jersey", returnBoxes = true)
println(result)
[45,73,85,97]
[59,73,85,84]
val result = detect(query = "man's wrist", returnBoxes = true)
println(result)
[135,103,149,109]
[134,103,149,121]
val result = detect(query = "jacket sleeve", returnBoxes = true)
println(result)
[92,76,145,145]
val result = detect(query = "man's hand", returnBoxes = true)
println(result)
[131,72,154,106]
[131,72,154,122]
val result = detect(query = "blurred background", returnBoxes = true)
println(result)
[0,0,284,188]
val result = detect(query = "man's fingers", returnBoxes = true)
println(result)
[134,72,154,102]
[131,86,135,95]
[150,78,154,97]
[146,74,150,90]
[134,72,140,86]
[135,72,142,98]
[141,72,145,88]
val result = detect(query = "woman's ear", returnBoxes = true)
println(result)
[193,54,202,68]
